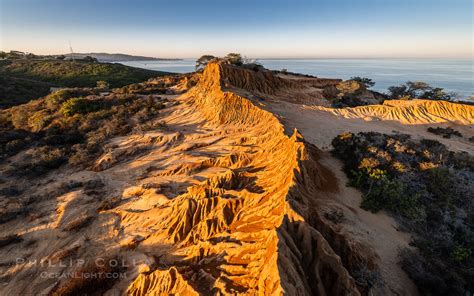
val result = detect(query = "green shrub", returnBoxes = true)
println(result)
[224,53,243,66]
[68,144,93,167]
[45,89,96,109]
[350,76,375,88]
[426,167,455,204]
[361,176,425,220]
[60,98,103,117]
[45,90,71,107]
[451,246,471,263]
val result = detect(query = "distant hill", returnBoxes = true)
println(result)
[0,59,171,108]
[64,53,181,62]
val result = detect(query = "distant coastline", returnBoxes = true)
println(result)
[119,58,473,100]
[63,52,182,62]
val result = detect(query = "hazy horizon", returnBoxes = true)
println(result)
[2,51,474,60]
[1,0,472,59]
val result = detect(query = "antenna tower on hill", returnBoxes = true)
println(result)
[69,41,75,61]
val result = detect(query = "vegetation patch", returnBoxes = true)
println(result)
[427,126,463,138]
[60,97,105,116]
[0,59,169,108]
[387,81,459,101]
[0,86,170,176]
[332,132,474,295]
[0,59,167,88]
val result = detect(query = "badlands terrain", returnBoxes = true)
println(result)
[0,61,473,295]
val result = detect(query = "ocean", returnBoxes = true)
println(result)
[120,58,473,99]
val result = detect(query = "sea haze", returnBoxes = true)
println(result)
[120,58,474,99]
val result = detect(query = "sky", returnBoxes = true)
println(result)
[0,0,472,58]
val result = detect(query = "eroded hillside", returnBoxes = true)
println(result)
[0,62,374,295]
[1,62,472,295]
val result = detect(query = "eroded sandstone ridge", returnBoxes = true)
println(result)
[124,63,363,295]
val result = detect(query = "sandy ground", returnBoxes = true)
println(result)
[269,101,474,153]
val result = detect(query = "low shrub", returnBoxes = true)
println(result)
[427,126,463,138]
[8,146,67,177]
[332,132,474,295]
[45,88,96,109]
[60,97,104,117]
[1,89,171,171]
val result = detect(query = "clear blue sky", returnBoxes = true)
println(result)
[0,0,472,58]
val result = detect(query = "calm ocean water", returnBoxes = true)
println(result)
[120,59,473,99]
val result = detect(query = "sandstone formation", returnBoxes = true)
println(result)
[123,63,366,294]
[312,99,474,125]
